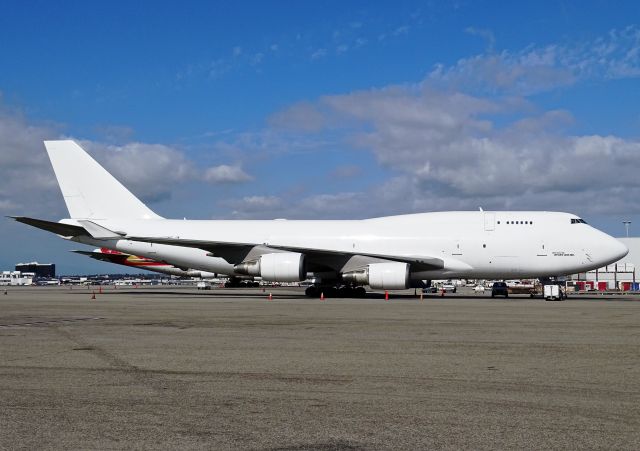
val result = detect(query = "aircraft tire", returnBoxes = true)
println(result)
[354,286,366,298]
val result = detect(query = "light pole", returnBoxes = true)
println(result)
[623,221,631,237]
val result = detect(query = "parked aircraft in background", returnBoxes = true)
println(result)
[72,247,220,279]
[11,140,628,297]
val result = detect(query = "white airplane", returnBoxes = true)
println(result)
[12,140,628,297]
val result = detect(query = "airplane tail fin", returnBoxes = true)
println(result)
[44,140,162,220]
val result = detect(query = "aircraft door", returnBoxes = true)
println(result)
[484,212,495,231]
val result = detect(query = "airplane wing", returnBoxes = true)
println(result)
[122,235,444,272]
[11,217,123,240]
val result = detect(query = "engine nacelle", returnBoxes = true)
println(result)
[234,252,306,282]
[342,262,409,290]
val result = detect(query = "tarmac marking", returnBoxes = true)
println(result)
[0,317,103,329]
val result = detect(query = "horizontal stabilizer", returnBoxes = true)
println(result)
[71,249,119,262]
[9,216,88,237]
[70,250,96,256]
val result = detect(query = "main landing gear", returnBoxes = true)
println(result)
[305,285,367,298]
[224,277,260,288]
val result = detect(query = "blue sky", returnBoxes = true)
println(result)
[1,1,639,274]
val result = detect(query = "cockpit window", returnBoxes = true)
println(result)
[571,218,588,224]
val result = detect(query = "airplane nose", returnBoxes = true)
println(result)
[610,238,629,262]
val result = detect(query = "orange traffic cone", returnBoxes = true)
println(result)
[268,292,272,301]
[385,290,389,301]
[320,292,325,301]
[91,291,96,300]
[420,291,424,301]
[441,288,445,297]
[99,286,103,294]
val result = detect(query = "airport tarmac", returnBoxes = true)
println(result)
[1,286,639,450]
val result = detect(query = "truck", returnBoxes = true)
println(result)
[543,284,566,301]
[196,281,212,290]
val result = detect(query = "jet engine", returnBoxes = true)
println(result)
[342,262,409,290]
[234,252,306,282]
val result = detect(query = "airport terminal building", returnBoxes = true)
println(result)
[14,262,55,278]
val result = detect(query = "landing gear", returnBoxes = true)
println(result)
[224,278,259,288]
[304,285,367,298]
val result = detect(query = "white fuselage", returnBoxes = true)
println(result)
[71,211,628,281]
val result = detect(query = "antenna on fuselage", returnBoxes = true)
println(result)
[479,207,484,212]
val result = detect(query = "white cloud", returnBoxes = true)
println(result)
[268,102,326,132]
[311,48,327,60]
[392,25,409,36]
[354,37,367,48]
[225,195,284,218]
[0,108,63,217]
[208,59,231,79]
[82,141,199,203]
[320,85,640,208]
[259,25,640,217]
[240,195,282,208]
[429,25,640,95]
[202,164,252,184]
[465,27,496,52]
[329,165,361,178]
[0,199,18,212]
[0,102,253,217]
[250,52,264,66]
